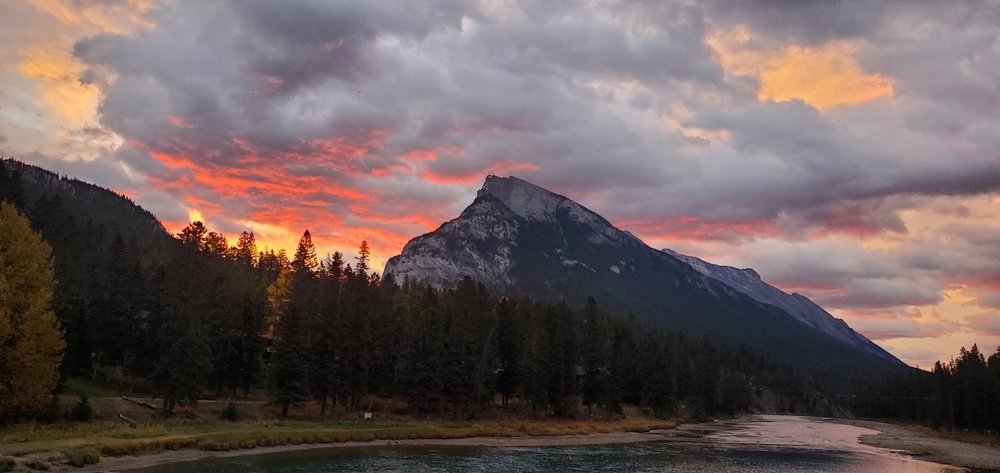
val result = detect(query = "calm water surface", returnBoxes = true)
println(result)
[134,440,958,473]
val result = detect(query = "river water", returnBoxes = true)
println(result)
[133,416,963,473]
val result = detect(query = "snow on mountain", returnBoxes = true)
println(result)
[662,249,900,363]
[384,175,905,371]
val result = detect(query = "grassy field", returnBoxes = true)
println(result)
[61,378,120,399]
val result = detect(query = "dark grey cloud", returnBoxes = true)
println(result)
[38,0,998,345]
[704,0,888,45]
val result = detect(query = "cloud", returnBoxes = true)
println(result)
[2,0,998,367]
[853,317,957,341]
[708,26,893,109]
[967,313,1000,337]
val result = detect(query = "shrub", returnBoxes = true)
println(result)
[71,395,93,422]
[65,449,99,468]
[220,402,239,421]
[37,396,62,424]
[25,459,49,471]
[0,457,15,473]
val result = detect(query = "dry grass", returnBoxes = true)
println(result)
[902,424,1000,448]
[0,408,676,469]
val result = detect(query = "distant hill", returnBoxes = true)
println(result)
[1,159,170,247]
[385,175,907,385]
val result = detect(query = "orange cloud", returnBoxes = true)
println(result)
[708,26,894,109]
[26,0,158,33]
[169,116,192,129]
[17,48,100,126]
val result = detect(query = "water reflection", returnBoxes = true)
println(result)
[134,440,959,473]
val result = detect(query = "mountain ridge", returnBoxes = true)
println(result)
[385,175,907,381]
[662,248,900,364]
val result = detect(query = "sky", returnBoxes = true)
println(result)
[1,0,998,368]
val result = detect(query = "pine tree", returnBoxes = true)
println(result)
[322,252,346,281]
[268,231,320,417]
[233,231,257,267]
[153,246,213,413]
[292,230,319,275]
[355,241,370,276]
[581,297,609,416]
[177,221,208,248]
[0,162,25,209]
[0,202,65,422]
[269,303,311,417]
[203,231,228,256]
[495,298,520,408]
[400,288,446,412]
[155,306,211,413]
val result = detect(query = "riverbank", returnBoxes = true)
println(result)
[60,431,673,472]
[4,415,998,472]
[845,419,1000,472]
[0,416,677,472]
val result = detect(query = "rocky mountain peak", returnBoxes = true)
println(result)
[477,175,568,222]
[385,174,905,377]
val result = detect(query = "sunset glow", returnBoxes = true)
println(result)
[2,0,998,369]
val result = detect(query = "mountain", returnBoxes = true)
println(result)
[662,249,900,363]
[1,159,170,246]
[385,175,906,382]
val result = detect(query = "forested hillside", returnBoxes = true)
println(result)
[854,344,1000,432]
[0,159,831,422]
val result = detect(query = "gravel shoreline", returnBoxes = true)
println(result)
[844,419,1000,472]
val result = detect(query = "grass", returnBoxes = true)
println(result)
[63,377,119,399]
[0,416,676,461]
[903,424,1000,448]
[0,388,677,469]
[63,449,100,468]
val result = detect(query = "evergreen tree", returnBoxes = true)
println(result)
[292,230,319,274]
[154,306,211,413]
[0,162,24,209]
[355,240,370,276]
[495,298,520,408]
[269,303,311,417]
[0,203,65,422]
[233,231,257,267]
[581,297,609,416]
[203,231,228,257]
[322,251,346,281]
[543,303,577,416]
[400,289,446,412]
[177,221,208,248]
[268,231,319,417]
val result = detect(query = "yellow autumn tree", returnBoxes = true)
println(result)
[0,202,65,421]
[266,267,292,340]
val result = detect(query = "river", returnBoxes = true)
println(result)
[131,416,964,472]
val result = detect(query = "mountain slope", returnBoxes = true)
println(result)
[385,175,906,383]
[1,159,170,246]
[663,249,900,363]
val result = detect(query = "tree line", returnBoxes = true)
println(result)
[853,344,1000,432]
[1,163,822,422]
